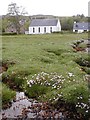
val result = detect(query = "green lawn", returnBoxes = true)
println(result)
[2,33,90,115]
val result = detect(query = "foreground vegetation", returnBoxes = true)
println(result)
[1,33,90,118]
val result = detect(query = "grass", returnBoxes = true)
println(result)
[2,83,15,107]
[2,33,88,75]
[1,33,90,115]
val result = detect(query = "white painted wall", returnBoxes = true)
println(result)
[77,30,84,33]
[29,20,61,34]
[73,29,88,33]
[57,19,61,31]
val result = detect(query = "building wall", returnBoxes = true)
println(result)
[29,20,61,34]
[57,19,61,31]
[73,29,88,33]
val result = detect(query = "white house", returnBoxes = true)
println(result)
[29,19,61,34]
[73,22,90,33]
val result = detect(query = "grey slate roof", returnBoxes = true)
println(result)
[73,22,90,30]
[30,19,58,27]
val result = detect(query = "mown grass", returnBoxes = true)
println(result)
[2,33,90,115]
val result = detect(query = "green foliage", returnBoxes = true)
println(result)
[73,14,88,22]
[60,17,74,31]
[2,68,28,90]
[24,72,67,104]
[2,16,9,33]
[60,15,88,31]
[2,83,15,105]
[26,84,50,99]
[75,55,90,75]
[61,83,89,104]
[2,32,17,35]
[61,83,90,116]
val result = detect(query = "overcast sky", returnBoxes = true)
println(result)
[0,0,89,16]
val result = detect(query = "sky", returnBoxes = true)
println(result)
[0,0,89,16]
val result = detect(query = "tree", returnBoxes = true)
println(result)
[7,3,27,34]
[60,17,74,31]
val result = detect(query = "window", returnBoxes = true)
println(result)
[33,28,35,33]
[75,30,78,32]
[44,27,46,33]
[38,27,40,33]
[84,30,87,32]
[50,27,52,33]
[76,24,78,27]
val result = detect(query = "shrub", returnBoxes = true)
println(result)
[2,32,17,35]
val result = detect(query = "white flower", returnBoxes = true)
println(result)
[25,77,27,80]
[58,94,62,97]
[27,80,30,85]
[55,98,59,101]
[47,83,51,86]
[68,72,74,77]
[53,86,56,88]
[29,80,34,84]
[77,97,80,99]
[86,110,88,113]
[29,84,32,87]
[80,96,83,99]
[76,104,78,107]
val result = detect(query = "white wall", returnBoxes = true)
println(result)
[78,30,84,33]
[73,29,88,33]
[29,20,61,34]
[56,19,61,31]
[73,29,84,33]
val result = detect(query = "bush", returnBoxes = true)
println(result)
[2,32,17,35]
